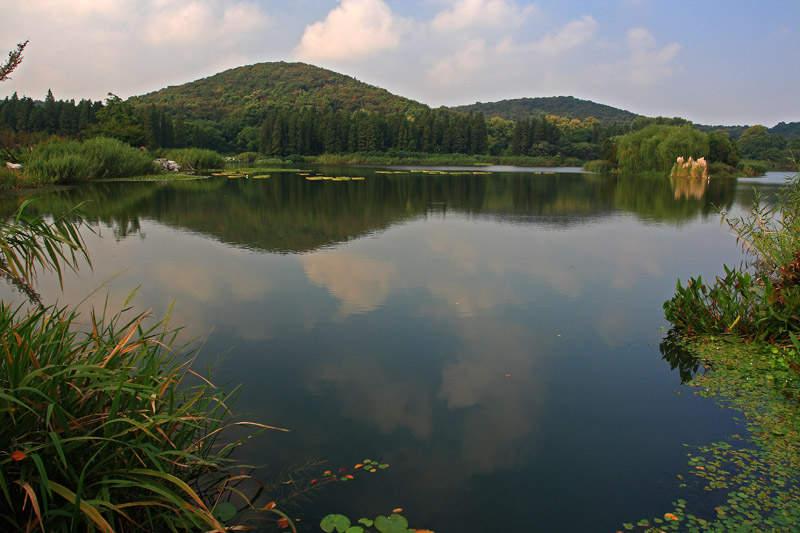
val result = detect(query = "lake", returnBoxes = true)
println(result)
[0,167,793,531]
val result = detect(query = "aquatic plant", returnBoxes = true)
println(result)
[670,156,708,179]
[624,338,800,532]
[664,168,800,343]
[321,511,429,533]
[0,201,293,530]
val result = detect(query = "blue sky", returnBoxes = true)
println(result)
[1,0,798,126]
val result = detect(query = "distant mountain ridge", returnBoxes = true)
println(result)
[129,62,794,134]
[447,96,641,125]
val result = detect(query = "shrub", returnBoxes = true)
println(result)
[22,138,156,184]
[664,169,800,342]
[583,159,613,173]
[164,148,225,172]
[737,159,769,176]
[235,151,259,163]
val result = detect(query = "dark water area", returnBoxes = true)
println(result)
[0,168,794,531]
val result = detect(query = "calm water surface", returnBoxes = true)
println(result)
[1,168,793,531]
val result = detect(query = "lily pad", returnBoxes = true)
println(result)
[321,514,351,533]
[374,513,409,533]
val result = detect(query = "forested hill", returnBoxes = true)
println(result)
[447,96,641,125]
[130,62,428,121]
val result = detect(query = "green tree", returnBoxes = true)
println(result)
[88,93,147,147]
[616,124,708,173]
[708,130,739,166]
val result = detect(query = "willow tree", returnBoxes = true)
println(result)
[616,124,709,173]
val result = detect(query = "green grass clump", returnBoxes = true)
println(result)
[22,137,157,185]
[0,201,291,531]
[737,159,770,176]
[0,302,259,531]
[23,137,156,185]
[164,148,225,172]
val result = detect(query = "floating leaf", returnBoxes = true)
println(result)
[375,514,409,533]
[321,514,351,533]
[212,502,237,522]
[358,518,374,527]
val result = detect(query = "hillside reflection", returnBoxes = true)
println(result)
[2,168,737,253]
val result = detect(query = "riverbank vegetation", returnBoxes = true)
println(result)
[623,169,800,531]
[0,201,308,531]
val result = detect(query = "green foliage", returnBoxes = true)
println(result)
[737,159,770,176]
[0,200,293,531]
[583,159,614,173]
[737,125,785,162]
[0,302,259,531]
[664,170,800,343]
[707,130,739,167]
[321,512,415,533]
[627,338,800,532]
[235,151,259,163]
[86,93,147,147]
[132,62,426,123]
[0,41,27,82]
[163,147,225,172]
[449,95,640,125]
[616,124,709,174]
[22,137,156,184]
[0,200,88,305]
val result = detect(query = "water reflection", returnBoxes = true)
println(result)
[2,168,739,254]
[660,330,705,384]
[0,168,768,532]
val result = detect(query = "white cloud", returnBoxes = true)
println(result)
[425,15,596,92]
[427,38,486,86]
[294,0,407,61]
[0,0,273,100]
[590,27,682,87]
[529,14,598,55]
[431,0,538,32]
[142,1,271,46]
